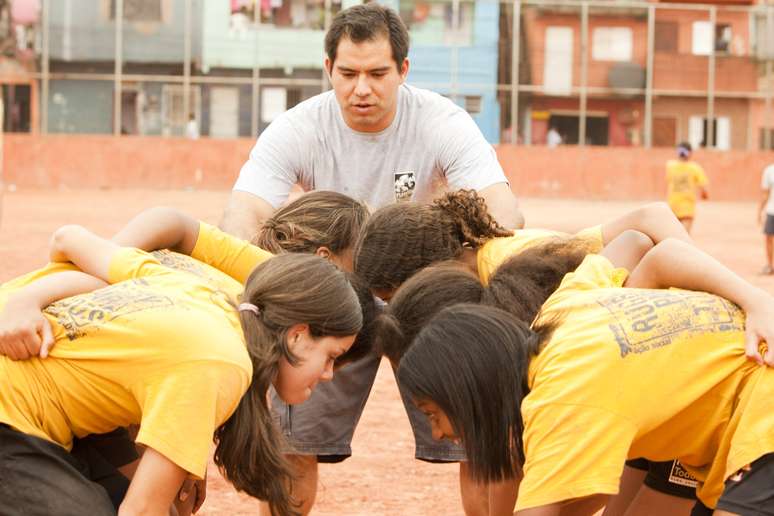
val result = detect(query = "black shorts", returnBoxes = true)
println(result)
[765,214,774,235]
[71,428,139,508]
[691,453,774,516]
[625,458,698,500]
[0,424,116,516]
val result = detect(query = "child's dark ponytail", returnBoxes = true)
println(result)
[214,254,362,516]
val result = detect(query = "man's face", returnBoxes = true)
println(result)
[326,35,409,133]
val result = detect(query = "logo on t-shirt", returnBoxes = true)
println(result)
[394,171,416,202]
[596,290,743,357]
[668,460,699,488]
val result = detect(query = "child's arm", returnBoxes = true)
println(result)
[50,224,120,281]
[111,207,200,255]
[119,447,188,516]
[0,225,123,360]
[599,202,691,247]
[625,238,774,365]
[0,271,107,359]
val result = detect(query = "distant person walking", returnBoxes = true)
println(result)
[185,114,199,140]
[665,142,708,233]
[546,126,562,148]
[758,161,774,274]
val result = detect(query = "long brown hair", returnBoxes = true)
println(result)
[374,262,484,364]
[213,254,362,516]
[354,190,511,291]
[254,191,369,256]
[484,237,593,324]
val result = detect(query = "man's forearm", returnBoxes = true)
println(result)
[219,190,275,240]
[477,182,525,230]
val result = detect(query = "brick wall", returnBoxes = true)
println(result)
[4,134,774,201]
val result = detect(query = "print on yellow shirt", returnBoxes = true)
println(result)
[596,289,742,357]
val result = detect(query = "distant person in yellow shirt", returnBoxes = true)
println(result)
[0,225,362,515]
[394,233,774,515]
[666,142,709,234]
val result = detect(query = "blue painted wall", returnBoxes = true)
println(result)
[399,1,501,142]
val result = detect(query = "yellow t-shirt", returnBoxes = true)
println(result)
[516,255,773,510]
[666,160,708,218]
[0,248,253,478]
[476,225,603,285]
[190,222,274,284]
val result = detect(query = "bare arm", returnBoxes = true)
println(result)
[0,271,107,359]
[50,225,120,281]
[478,182,525,230]
[626,238,774,365]
[219,190,275,240]
[600,202,691,247]
[112,207,200,255]
[119,447,188,516]
[698,185,709,200]
[600,230,655,273]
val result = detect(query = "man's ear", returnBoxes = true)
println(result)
[399,58,410,82]
[324,57,333,79]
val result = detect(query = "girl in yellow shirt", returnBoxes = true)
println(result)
[0,225,363,516]
[665,142,709,234]
[391,234,774,515]
[354,189,691,300]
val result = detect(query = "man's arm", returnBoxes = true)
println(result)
[219,190,276,241]
[478,182,525,230]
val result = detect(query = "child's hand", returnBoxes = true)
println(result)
[0,295,55,360]
[743,291,774,366]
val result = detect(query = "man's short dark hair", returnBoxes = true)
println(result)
[325,3,409,72]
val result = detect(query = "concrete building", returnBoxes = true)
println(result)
[517,0,773,150]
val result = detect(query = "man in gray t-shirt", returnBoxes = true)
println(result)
[220,16,522,239]
[220,5,521,515]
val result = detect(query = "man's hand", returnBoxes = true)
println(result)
[0,295,54,360]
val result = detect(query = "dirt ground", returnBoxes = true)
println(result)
[1,189,772,515]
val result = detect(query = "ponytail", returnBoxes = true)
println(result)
[214,254,362,515]
[432,190,511,248]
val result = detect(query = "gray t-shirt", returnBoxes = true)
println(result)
[234,84,508,209]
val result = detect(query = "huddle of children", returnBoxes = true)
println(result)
[0,189,772,516]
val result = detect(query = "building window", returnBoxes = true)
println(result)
[592,27,633,62]
[689,116,730,150]
[110,0,162,22]
[261,87,287,124]
[464,96,482,115]
[230,0,342,30]
[691,21,732,56]
[714,24,731,54]
[691,21,713,56]
[654,22,678,54]
[1,84,31,133]
[161,84,200,137]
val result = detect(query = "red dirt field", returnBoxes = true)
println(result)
[1,189,772,515]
